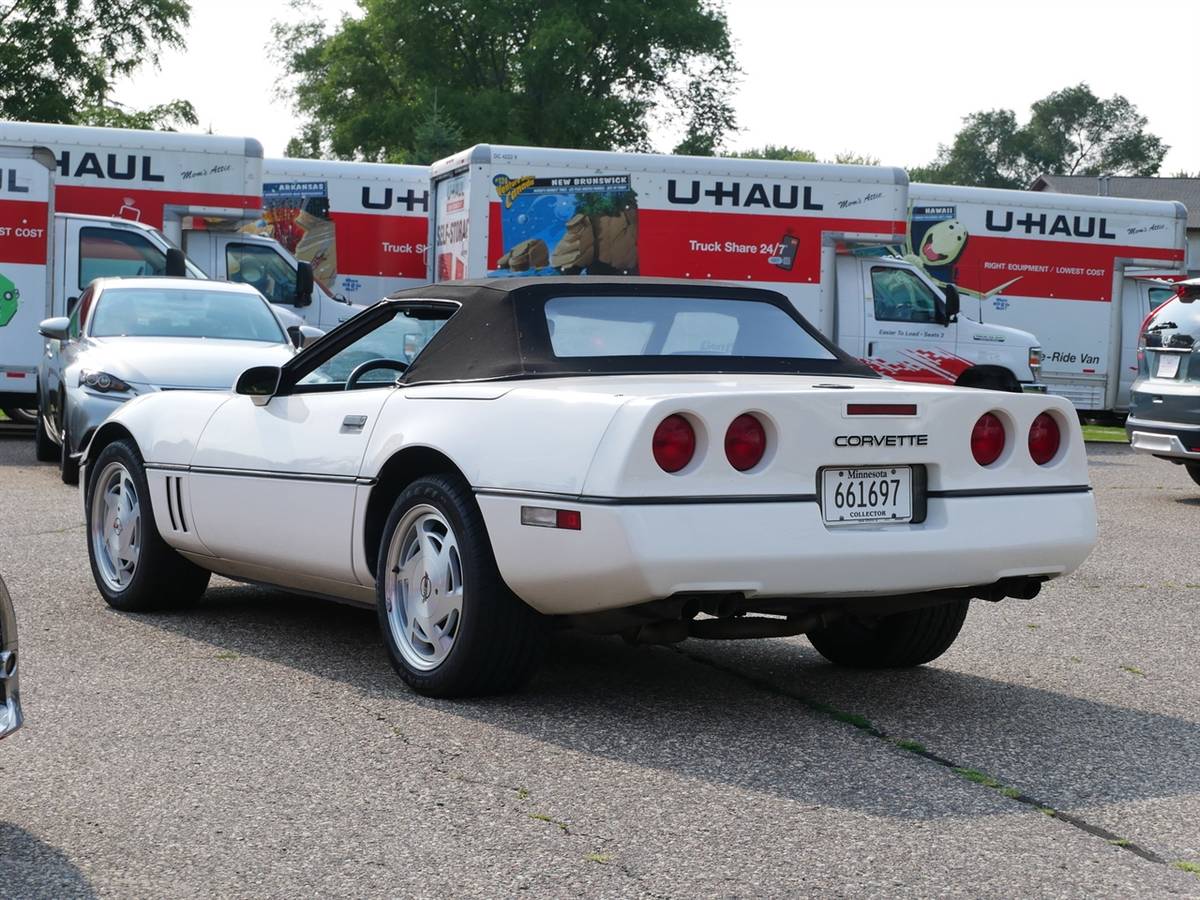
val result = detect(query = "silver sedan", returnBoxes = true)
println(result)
[35,278,308,484]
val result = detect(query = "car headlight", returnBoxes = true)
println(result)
[78,370,133,394]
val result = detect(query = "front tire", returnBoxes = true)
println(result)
[59,404,79,485]
[85,439,209,612]
[808,600,969,668]
[376,473,545,697]
[33,393,58,463]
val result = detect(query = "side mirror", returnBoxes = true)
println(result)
[286,324,324,350]
[165,248,188,278]
[38,317,71,341]
[294,262,314,308]
[235,365,282,407]
[943,283,961,322]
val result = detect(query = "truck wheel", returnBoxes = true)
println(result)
[808,600,969,668]
[1186,464,1200,489]
[33,399,58,463]
[956,369,1022,393]
[376,473,546,697]
[85,439,210,612]
[2,408,37,425]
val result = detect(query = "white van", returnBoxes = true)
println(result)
[429,144,1044,392]
[906,183,1187,412]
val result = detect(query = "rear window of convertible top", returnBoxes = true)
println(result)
[543,295,836,360]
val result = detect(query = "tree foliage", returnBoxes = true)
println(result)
[273,0,739,163]
[76,99,198,131]
[725,144,817,162]
[0,0,191,123]
[918,83,1168,188]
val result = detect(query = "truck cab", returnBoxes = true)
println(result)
[835,253,1042,391]
[183,230,361,329]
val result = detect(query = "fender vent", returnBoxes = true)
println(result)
[164,475,189,534]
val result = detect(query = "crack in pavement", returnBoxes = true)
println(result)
[672,645,1169,866]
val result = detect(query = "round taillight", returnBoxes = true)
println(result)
[653,414,696,473]
[971,413,1006,466]
[725,413,767,471]
[1028,412,1061,465]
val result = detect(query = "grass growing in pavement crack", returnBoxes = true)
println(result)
[529,813,570,833]
[1175,861,1200,876]
[1121,665,1146,677]
[585,853,613,864]
[672,645,1166,865]
[515,787,530,800]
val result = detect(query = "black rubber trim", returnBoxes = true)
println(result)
[145,463,376,486]
[927,485,1092,498]
[474,487,819,506]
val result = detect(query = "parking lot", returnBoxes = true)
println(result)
[1,425,1198,898]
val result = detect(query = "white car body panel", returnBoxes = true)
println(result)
[86,368,1096,615]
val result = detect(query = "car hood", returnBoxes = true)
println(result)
[81,337,294,389]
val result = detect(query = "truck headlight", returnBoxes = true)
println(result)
[79,370,133,394]
[1028,347,1043,372]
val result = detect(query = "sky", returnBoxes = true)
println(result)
[115,0,1199,174]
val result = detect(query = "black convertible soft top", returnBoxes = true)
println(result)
[382,277,879,384]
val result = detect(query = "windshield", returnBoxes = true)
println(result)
[89,287,286,342]
[544,296,836,360]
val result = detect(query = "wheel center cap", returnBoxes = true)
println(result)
[419,573,432,600]
[113,518,122,534]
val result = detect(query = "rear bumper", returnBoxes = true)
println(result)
[478,490,1097,615]
[1126,416,1200,461]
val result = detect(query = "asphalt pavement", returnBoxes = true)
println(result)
[1,425,1198,898]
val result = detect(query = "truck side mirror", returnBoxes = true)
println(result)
[943,283,961,322]
[235,365,282,407]
[286,324,324,350]
[295,262,314,308]
[66,296,79,316]
[165,248,188,278]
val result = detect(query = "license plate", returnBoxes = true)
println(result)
[822,466,912,526]
[1157,354,1181,378]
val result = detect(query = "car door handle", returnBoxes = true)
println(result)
[342,415,368,432]
[867,341,875,356]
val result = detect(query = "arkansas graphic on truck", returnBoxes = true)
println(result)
[430,144,1045,393]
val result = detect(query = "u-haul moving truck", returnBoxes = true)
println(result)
[906,183,1187,412]
[0,122,356,334]
[239,158,429,302]
[0,147,55,411]
[430,144,1044,391]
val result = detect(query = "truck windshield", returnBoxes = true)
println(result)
[90,287,286,343]
[544,296,835,360]
[226,243,299,305]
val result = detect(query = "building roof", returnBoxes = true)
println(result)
[1029,175,1200,228]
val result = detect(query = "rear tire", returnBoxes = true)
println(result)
[376,473,545,697]
[85,439,209,612]
[1186,463,1200,489]
[808,600,969,668]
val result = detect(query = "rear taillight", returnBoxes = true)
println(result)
[725,414,767,471]
[653,414,696,473]
[1028,413,1061,465]
[971,413,1006,466]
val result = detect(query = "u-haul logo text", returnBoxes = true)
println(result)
[985,210,1116,240]
[667,179,823,211]
[55,151,165,183]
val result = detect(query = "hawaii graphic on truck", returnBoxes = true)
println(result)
[430,144,1045,392]
[901,184,1187,412]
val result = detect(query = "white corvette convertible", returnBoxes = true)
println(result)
[79,278,1097,696]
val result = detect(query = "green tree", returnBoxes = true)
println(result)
[919,84,1167,188]
[76,99,198,131]
[724,145,818,162]
[273,0,739,160]
[0,0,191,123]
